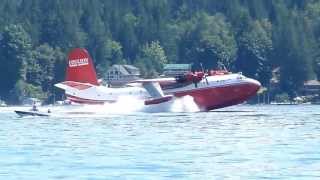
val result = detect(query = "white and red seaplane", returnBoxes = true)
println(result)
[54,48,261,111]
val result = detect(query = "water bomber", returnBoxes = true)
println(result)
[53,48,260,111]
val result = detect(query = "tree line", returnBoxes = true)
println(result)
[0,0,319,104]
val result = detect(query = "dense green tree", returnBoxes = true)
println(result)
[197,13,237,69]
[236,19,273,85]
[30,44,57,89]
[0,0,320,103]
[96,38,125,77]
[274,9,315,97]
[10,80,46,104]
[176,12,237,69]
[0,24,33,103]
[0,0,18,27]
[305,1,320,80]
[136,41,168,77]
[118,12,139,62]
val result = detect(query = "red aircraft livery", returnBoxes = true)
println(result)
[55,48,261,111]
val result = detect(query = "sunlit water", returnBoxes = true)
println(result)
[0,105,320,179]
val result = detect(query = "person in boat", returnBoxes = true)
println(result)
[32,103,38,111]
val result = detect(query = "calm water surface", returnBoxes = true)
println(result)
[0,105,319,179]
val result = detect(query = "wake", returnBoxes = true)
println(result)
[54,95,200,116]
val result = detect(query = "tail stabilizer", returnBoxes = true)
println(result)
[54,81,94,91]
[66,48,99,85]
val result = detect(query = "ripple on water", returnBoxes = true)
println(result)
[0,105,320,179]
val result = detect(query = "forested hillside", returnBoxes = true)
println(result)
[0,0,319,104]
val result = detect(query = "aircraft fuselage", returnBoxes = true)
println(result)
[65,73,260,111]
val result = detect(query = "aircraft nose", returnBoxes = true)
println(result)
[250,79,261,92]
[253,79,261,88]
[245,78,261,93]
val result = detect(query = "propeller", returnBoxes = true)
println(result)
[200,63,209,85]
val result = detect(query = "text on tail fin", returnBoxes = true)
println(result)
[66,48,99,85]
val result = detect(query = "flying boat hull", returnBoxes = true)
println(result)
[54,48,261,111]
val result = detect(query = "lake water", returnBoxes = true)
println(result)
[0,105,319,179]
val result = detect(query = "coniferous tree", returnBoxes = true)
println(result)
[0,0,320,103]
[0,24,33,103]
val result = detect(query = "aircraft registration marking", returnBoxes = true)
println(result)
[69,58,89,67]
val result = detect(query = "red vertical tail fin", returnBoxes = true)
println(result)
[66,48,99,85]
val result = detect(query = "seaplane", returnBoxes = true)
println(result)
[54,48,261,111]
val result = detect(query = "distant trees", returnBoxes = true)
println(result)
[136,41,168,77]
[96,39,125,77]
[236,19,273,86]
[0,24,32,103]
[195,13,237,69]
[0,0,319,103]
[272,6,315,97]
[174,12,237,70]
[305,1,320,80]
[0,24,65,103]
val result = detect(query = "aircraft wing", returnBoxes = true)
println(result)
[132,78,176,87]
[134,77,176,83]
[141,81,173,105]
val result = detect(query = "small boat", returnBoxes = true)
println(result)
[14,110,50,117]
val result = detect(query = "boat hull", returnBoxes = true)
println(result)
[15,110,50,117]
[174,83,260,111]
